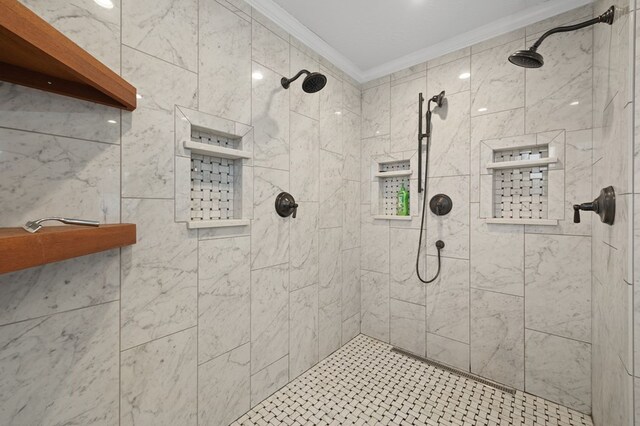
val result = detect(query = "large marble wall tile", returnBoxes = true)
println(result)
[289,48,321,120]
[427,333,470,372]
[361,271,390,342]
[525,234,591,342]
[251,264,289,374]
[252,63,290,170]
[390,76,426,153]
[319,300,342,359]
[342,313,361,345]
[471,40,525,117]
[470,108,525,202]
[343,82,362,116]
[121,199,198,349]
[18,0,121,72]
[198,344,250,426]
[199,0,251,124]
[121,328,197,426]
[320,70,344,155]
[319,149,344,228]
[525,330,591,413]
[427,57,470,96]
[342,247,361,321]
[122,0,197,71]
[250,356,289,407]
[390,299,426,356]
[360,135,391,204]
[361,210,390,274]
[470,289,524,389]
[343,180,361,249]
[290,285,319,379]
[470,205,524,296]
[198,236,250,363]
[319,227,342,309]
[0,251,119,326]
[0,303,119,425]
[426,257,470,344]
[343,109,362,182]
[290,201,319,291]
[525,28,593,133]
[0,129,120,226]
[427,91,470,177]
[362,83,391,138]
[425,176,470,259]
[252,167,289,269]
[290,112,319,202]
[428,47,470,69]
[390,228,424,305]
[121,46,197,198]
[0,84,120,143]
[252,21,289,77]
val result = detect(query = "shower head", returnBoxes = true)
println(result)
[281,70,327,93]
[509,5,614,69]
[508,49,544,69]
[431,91,446,108]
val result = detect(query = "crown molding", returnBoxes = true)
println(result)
[246,0,593,84]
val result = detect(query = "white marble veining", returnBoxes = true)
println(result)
[427,91,470,177]
[390,76,426,154]
[342,247,361,321]
[343,109,362,182]
[289,48,321,120]
[121,199,198,349]
[251,264,289,374]
[252,20,290,77]
[290,202,319,291]
[122,0,197,71]
[198,237,251,363]
[0,129,120,226]
[0,251,119,326]
[525,234,591,342]
[390,228,424,305]
[250,356,289,407]
[320,70,344,155]
[343,81,362,116]
[361,271,390,343]
[319,300,342,359]
[390,298,426,356]
[0,303,119,425]
[290,285,319,379]
[319,227,343,308]
[290,112,319,202]
[427,57,470,96]
[199,0,251,124]
[342,313,361,345]
[319,149,344,228]
[362,83,391,138]
[470,289,524,389]
[426,333,470,372]
[525,330,591,413]
[343,180,361,249]
[199,343,250,426]
[121,328,197,426]
[360,209,390,274]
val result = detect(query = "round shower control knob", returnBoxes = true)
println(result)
[429,194,453,216]
[275,192,298,218]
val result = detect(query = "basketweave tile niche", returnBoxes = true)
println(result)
[370,152,418,221]
[479,131,565,226]
[175,106,253,229]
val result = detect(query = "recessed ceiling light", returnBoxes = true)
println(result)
[570,101,579,106]
[459,72,471,80]
[478,107,488,112]
[107,119,117,124]
[252,71,264,80]
[94,0,114,9]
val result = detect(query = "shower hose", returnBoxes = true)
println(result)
[416,134,444,284]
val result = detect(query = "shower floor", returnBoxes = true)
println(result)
[232,335,592,426]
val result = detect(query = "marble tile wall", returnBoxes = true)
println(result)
[360,4,603,415]
[0,0,361,424]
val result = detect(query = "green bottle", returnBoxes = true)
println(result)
[397,184,410,216]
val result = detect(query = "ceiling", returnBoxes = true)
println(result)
[249,0,592,82]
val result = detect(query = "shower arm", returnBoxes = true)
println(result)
[528,6,614,52]
[281,69,309,88]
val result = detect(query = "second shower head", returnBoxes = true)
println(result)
[281,69,327,93]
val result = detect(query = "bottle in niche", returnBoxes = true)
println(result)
[397,184,410,216]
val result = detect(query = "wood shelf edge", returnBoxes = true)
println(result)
[0,224,137,275]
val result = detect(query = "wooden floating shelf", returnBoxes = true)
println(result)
[184,141,252,160]
[374,170,412,178]
[485,157,557,170]
[0,224,136,275]
[0,0,137,110]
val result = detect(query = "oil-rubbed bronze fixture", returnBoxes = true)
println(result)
[275,192,298,218]
[573,186,615,225]
[429,194,453,216]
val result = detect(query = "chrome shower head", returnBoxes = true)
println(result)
[509,49,544,68]
[281,70,327,93]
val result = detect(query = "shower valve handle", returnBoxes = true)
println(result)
[573,186,615,225]
[572,203,594,224]
[275,192,298,219]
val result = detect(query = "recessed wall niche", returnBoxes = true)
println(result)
[369,153,418,221]
[175,106,253,229]
[479,131,565,225]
